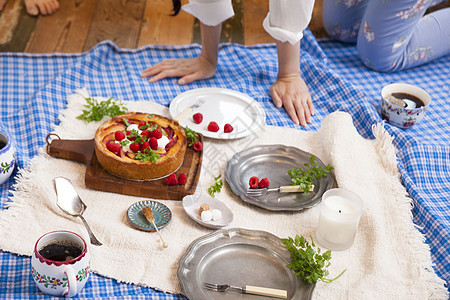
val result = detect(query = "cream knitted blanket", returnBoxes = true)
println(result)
[0,90,447,299]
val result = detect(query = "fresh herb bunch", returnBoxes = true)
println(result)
[135,149,161,163]
[77,97,127,122]
[208,174,223,197]
[184,126,199,147]
[288,155,333,194]
[281,235,346,284]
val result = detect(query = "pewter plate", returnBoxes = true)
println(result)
[177,228,315,300]
[225,145,334,211]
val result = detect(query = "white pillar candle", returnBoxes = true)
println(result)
[316,188,363,251]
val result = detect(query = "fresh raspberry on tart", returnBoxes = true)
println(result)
[94,112,187,181]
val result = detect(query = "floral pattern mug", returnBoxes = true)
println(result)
[31,231,90,297]
[0,131,15,185]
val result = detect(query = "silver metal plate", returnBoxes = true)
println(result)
[225,145,334,211]
[177,228,315,300]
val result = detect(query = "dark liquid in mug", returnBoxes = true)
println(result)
[39,240,83,261]
[0,140,5,150]
[391,93,425,108]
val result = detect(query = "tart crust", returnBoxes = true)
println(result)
[94,112,187,180]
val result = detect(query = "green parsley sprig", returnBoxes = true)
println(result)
[288,155,333,194]
[135,149,161,163]
[281,235,346,284]
[184,126,199,147]
[208,174,223,197]
[77,97,127,122]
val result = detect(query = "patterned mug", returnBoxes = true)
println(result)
[0,131,15,185]
[31,231,90,297]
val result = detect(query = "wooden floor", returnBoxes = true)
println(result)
[0,0,327,53]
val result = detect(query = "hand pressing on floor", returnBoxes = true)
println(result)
[141,23,220,85]
[0,0,59,16]
[270,40,314,127]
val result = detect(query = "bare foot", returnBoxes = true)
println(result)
[23,0,59,16]
[0,0,8,11]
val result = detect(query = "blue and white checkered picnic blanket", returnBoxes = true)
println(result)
[1,29,448,298]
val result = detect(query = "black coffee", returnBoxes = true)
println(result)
[39,240,83,261]
[391,92,425,108]
[0,140,5,150]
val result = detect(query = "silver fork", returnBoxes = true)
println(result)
[174,97,206,122]
[203,282,287,299]
[246,185,314,197]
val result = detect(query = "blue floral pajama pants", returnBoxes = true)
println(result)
[322,0,450,72]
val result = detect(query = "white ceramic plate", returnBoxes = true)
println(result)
[169,88,266,139]
[182,194,233,229]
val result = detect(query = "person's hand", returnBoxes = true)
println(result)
[270,74,314,126]
[140,55,217,85]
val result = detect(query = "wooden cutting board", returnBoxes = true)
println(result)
[46,135,203,200]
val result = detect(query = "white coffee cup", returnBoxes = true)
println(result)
[31,231,90,297]
[0,131,16,185]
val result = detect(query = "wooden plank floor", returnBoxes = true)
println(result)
[0,0,327,53]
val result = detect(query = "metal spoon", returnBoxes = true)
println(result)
[53,177,102,246]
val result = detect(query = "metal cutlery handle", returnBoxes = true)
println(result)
[79,214,103,246]
[244,285,287,299]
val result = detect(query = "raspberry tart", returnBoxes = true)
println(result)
[94,112,187,180]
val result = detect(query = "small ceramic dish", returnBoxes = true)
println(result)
[127,200,172,231]
[182,194,233,229]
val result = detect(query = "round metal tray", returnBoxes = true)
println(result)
[177,228,315,300]
[225,144,334,211]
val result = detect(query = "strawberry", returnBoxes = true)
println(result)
[141,141,150,151]
[130,143,141,152]
[106,142,121,153]
[165,173,178,185]
[141,130,150,138]
[207,121,220,132]
[115,130,125,141]
[150,129,162,139]
[224,123,233,133]
[149,137,158,150]
[192,141,203,152]
[178,173,188,185]
[258,178,270,188]
[249,176,259,189]
[192,113,203,124]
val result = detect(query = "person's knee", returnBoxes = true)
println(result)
[357,46,401,73]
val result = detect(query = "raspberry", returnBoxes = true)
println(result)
[249,176,259,189]
[106,142,121,153]
[192,113,203,124]
[165,173,178,185]
[126,130,136,141]
[138,121,147,129]
[141,142,150,151]
[130,143,140,152]
[150,129,162,139]
[224,123,233,133]
[115,131,125,141]
[178,173,188,185]
[141,130,150,138]
[149,137,158,150]
[192,141,203,152]
[207,121,220,132]
[258,178,270,188]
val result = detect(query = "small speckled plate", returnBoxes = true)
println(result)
[127,200,172,231]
